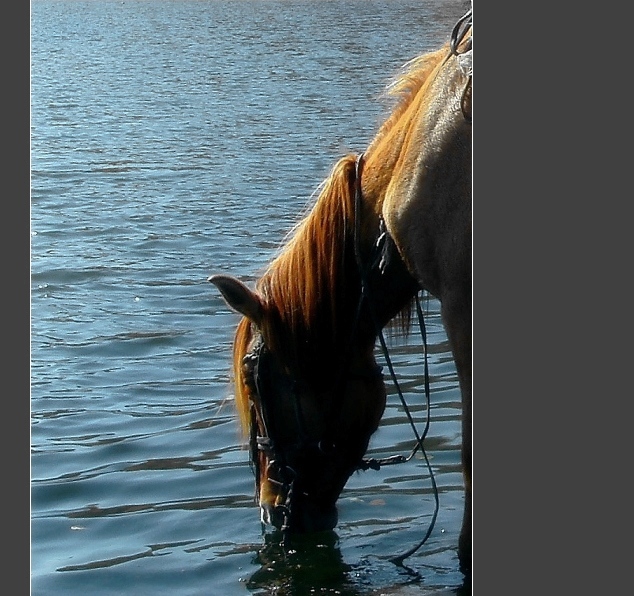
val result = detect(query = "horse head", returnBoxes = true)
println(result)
[209,273,389,533]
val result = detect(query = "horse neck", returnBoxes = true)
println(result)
[353,45,471,324]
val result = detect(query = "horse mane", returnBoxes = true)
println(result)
[368,44,449,156]
[255,46,451,346]
[233,315,255,435]
[231,155,358,436]
[256,154,359,364]
[232,44,452,437]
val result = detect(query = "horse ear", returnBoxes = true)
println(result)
[208,274,264,326]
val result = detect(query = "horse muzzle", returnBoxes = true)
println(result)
[260,499,338,534]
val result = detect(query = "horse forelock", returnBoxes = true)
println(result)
[233,316,254,439]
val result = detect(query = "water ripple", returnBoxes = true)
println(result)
[31,1,471,594]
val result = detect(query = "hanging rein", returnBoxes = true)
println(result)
[352,153,439,565]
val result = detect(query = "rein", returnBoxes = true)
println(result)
[352,154,440,565]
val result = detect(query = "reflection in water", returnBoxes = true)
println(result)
[246,529,471,595]
[246,530,359,595]
[456,573,471,596]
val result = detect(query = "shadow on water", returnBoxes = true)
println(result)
[245,529,470,595]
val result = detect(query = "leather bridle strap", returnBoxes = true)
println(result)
[350,152,440,564]
[450,7,472,56]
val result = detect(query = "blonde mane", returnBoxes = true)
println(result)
[373,46,449,147]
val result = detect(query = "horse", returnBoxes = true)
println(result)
[209,11,472,572]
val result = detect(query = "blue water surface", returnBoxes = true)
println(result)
[31,1,471,593]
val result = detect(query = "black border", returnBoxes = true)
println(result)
[7,0,32,592]
[473,2,613,593]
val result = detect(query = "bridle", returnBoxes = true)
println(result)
[243,333,386,541]
[244,335,301,535]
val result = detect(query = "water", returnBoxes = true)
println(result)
[31,1,472,594]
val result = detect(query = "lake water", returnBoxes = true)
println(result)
[31,1,472,594]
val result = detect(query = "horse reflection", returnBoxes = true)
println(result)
[246,531,358,595]
[246,530,472,595]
